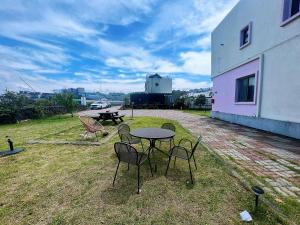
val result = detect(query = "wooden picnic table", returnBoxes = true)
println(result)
[93,111,124,124]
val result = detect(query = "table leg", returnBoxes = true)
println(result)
[147,139,169,172]
[112,118,118,125]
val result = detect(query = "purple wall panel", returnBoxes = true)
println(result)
[212,59,260,117]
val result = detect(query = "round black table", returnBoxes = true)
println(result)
[131,127,175,156]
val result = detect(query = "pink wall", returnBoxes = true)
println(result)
[212,59,260,116]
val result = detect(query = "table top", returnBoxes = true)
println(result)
[98,111,118,114]
[130,127,175,139]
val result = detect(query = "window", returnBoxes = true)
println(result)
[155,83,159,86]
[236,75,255,102]
[240,22,252,49]
[282,0,300,24]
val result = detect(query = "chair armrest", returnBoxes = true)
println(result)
[169,145,189,156]
[178,138,193,150]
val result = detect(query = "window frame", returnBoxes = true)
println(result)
[239,22,252,49]
[281,0,300,26]
[235,73,257,105]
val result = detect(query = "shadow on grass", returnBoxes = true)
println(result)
[101,150,199,205]
[101,163,155,205]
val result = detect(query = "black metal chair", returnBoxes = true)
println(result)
[158,123,176,150]
[113,142,153,194]
[118,124,142,145]
[165,136,202,184]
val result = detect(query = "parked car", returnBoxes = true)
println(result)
[90,101,111,110]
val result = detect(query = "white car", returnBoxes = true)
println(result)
[90,101,110,110]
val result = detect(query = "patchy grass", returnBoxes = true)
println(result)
[182,109,211,117]
[0,116,284,224]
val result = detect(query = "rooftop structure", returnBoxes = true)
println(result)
[145,73,172,94]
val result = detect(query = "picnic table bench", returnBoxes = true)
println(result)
[92,111,124,124]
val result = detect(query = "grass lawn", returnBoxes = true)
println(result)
[0,115,284,224]
[182,109,211,117]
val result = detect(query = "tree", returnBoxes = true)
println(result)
[195,94,206,109]
[53,92,76,117]
[172,90,188,109]
[0,91,31,122]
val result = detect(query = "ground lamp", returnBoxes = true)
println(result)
[252,186,264,210]
[0,136,24,157]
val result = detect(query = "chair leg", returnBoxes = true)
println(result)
[192,155,197,170]
[165,156,171,176]
[188,159,194,184]
[148,156,153,177]
[173,157,177,168]
[113,161,120,186]
[140,140,145,151]
[137,166,141,194]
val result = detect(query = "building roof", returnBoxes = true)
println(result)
[148,73,162,78]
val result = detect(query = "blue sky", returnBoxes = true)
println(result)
[0,0,238,93]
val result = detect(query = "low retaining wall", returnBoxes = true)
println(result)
[212,111,300,140]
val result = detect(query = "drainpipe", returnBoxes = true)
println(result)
[256,54,264,118]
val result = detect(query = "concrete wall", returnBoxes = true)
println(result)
[212,0,300,77]
[212,58,259,116]
[260,35,300,123]
[211,0,300,128]
[145,77,172,94]
[212,111,300,140]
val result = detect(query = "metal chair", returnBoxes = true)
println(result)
[118,124,143,146]
[159,123,176,149]
[165,136,202,184]
[113,142,153,194]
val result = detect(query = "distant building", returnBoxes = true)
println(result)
[211,0,300,139]
[187,90,213,109]
[145,74,172,94]
[19,91,40,100]
[130,73,173,108]
[40,93,55,100]
[55,87,86,98]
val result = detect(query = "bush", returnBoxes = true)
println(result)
[0,91,88,124]
[0,109,17,124]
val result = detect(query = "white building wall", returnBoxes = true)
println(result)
[212,0,300,123]
[145,77,172,94]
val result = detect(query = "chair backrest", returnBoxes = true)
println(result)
[191,136,202,157]
[161,123,176,132]
[118,124,130,133]
[79,116,104,133]
[79,116,97,132]
[118,124,131,142]
[119,132,132,143]
[114,142,139,165]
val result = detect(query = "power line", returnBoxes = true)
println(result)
[18,75,37,92]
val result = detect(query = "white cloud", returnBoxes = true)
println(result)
[195,36,211,49]
[0,72,145,94]
[180,51,211,75]
[173,78,212,90]
[145,0,238,43]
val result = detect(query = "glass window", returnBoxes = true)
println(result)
[291,0,300,16]
[236,75,255,102]
[240,23,252,48]
[283,0,300,22]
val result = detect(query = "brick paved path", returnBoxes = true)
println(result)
[81,108,300,199]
